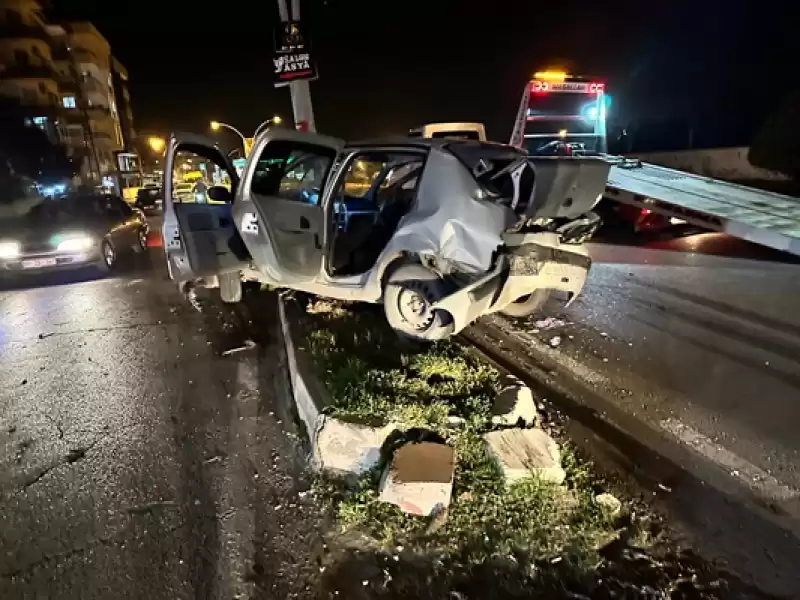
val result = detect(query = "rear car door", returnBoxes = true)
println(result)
[161,133,249,282]
[233,129,344,284]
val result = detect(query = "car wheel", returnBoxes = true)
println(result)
[499,289,553,319]
[98,240,116,273]
[135,228,148,253]
[219,271,242,303]
[383,263,454,342]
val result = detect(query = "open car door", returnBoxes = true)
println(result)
[232,129,345,285]
[162,133,249,282]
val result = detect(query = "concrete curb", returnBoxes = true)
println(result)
[278,296,323,446]
[278,296,389,476]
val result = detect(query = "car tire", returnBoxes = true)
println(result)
[97,239,116,273]
[219,271,242,303]
[383,263,454,342]
[499,288,553,319]
[134,228,148,253]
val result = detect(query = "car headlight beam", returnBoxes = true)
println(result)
[0,241,21,259]
[57,236,94,253]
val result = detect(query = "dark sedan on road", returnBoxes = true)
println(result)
[134,185,164,214]
[0,193,149,276]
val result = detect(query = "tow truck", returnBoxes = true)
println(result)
[509,71,800,255]
[415,71,800,257]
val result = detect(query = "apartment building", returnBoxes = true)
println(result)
[0,0,135,185]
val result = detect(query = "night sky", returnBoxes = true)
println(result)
[51,0,798,147]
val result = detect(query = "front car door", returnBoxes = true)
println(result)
[161,133,249,282]
[233,129,344,284]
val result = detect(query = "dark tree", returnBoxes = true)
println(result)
[0,97,76,183]
[749,90,800,179]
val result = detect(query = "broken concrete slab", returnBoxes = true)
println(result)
[484,428,565,485]
[491,376,538,427]
[379,442,455,517]
[313,416,396,476]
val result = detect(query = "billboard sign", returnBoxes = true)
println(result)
[273,20,318,87]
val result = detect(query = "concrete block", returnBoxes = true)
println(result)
[379,442,455,516]
[313,416,395,476]
[484,428,565,485]
[491,376,538,427]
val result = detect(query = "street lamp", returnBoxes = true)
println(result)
[148,136,165,153]
[209,120,247,145]
[253,115,282,138]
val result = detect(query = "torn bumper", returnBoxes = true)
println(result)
[430,233,591,334]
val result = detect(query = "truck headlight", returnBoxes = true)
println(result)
[57,236,94,252]
[0,241,21,259]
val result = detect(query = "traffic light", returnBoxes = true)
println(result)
[243,137,254,156]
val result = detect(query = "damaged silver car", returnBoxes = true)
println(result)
[161,130,610,341]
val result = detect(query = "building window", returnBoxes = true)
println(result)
[62,95,76,109]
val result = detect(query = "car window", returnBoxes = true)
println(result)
[249,140,336,204]
[333,152,424,210]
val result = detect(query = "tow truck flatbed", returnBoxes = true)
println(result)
[604,158,800,256]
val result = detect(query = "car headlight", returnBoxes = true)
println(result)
[0,241,21,259]
[57,236,94,252]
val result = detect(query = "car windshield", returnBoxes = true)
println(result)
[0,196,104,231]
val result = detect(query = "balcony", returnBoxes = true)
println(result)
[0,23,50,41]
[0,62,58,81]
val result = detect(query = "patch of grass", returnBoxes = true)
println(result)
[301,299,628,583]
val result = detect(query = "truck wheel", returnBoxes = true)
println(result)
[500,289,553,319]
[219,271,242,303]
[383,263,454,342]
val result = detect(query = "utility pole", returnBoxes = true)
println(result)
[276,0,316,132]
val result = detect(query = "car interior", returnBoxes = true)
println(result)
[327,152,424,276]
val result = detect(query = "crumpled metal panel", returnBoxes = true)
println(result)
[376,148,516,274]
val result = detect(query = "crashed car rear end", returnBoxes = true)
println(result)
[161,131,609,341]
[378,141,610,336]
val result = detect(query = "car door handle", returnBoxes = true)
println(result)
[299,216,310,229]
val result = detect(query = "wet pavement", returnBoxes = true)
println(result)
[0,252,322,599]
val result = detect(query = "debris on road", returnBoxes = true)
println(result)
[221,339,256,356]
[484,428,565,485]
[533,316,570,330]
[378,441,455,516]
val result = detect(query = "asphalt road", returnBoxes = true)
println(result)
[0,252,323,599]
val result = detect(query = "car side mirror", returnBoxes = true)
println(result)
[207,186,232,203]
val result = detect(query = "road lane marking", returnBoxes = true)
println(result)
[661,418,800,504]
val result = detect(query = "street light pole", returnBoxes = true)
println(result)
[210,121,247,145]
[253,115,282,139]
[276,0,316,132]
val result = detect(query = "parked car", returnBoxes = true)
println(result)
[135,186,163,213]
[0,193,149,276]
[162,130,609,341]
